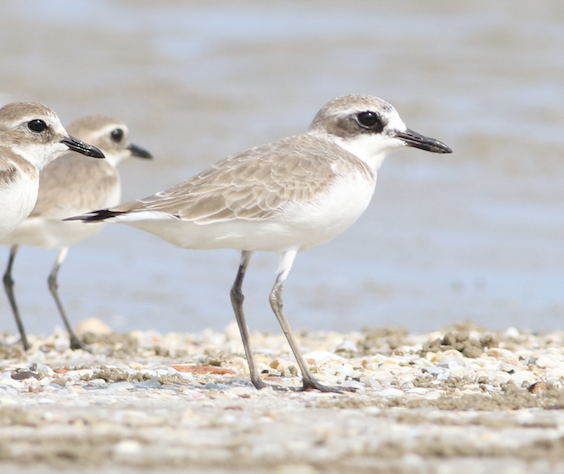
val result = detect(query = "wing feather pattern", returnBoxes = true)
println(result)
[110,134,374,224]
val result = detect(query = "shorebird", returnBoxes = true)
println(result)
[0,102,104,242]
[68,94,452,391]
[2,115,152,351]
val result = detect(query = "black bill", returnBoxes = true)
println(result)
[395,128,452,154]
[60,135,105,158]
[127,142,153,159]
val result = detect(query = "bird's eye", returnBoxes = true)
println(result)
[110,128,124,143]
[356,112,381,129]
[27,119,47,133]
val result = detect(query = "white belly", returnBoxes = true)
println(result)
[1,217,105,248]
[1,178,119,248]
[0,175,38,240]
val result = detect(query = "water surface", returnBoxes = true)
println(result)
[1,0,564,335]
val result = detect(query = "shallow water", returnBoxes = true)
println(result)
[1,0,564,336]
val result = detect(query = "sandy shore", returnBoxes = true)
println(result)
[1,321,564,473]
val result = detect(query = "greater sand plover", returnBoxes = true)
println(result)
[68,94,452,391]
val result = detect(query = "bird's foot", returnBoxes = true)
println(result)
[250,376,296,392]
[300,377,357,393]
[251,376,356,393]
[69,336,92,353]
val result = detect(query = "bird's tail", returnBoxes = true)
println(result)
[64,209,124,223]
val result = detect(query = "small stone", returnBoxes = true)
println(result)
[535,356,555,369]
[363,406,381,415]
[302,351,345,364]
[11,371,39,381]
[28,362,53,376]
[129,362,145,370]
[107,381,135,391]
[528,381,547,394]
[75,318,112,336]
[170,365,235,375]
[135,377,161,389]
[360,376,381,389]
[421,367,444,377]
[335,340,358,353]
[269,358,298,377]
[182,390,206,401]
[546,378,562,389]
[487,348,514,358]
[548,368,564,378]
[499,363,516,374]
[54,337,70,352]
[423,391,442,400]
[113,440,142,455]
[504,327,521,338]
[379,388,404,398]
[437,355,464,369]
[0,398,17,405]
[224,321,241,341]
[229,386,255,397]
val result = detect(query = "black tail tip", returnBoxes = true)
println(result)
[64,209,123,223]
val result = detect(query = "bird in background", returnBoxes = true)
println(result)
[2,115,152,351]
[68,94,452,392]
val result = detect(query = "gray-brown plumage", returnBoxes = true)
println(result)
[114,135,374,225]
[69,94,452,392]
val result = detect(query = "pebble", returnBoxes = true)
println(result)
[535,356,555,369]
[108,382,135,391]
[75,317,113,336]
[379,388,404,398]
[136,377,162,389]
[113,439,142,456]
[203,382,231,390]
[423,391,443,400]
[0,325,562,410]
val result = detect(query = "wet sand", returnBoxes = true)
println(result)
[2,322,564,473]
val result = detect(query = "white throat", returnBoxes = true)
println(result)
[11,141,69,170]
[331,133,404,173]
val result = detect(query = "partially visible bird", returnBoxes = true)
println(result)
[0,102,104,241]
[2,115,151,351]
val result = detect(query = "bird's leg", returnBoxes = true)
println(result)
[3,245,30,351]
[230,250,271,390]
[270,249,355,393]
[48,248,90,352]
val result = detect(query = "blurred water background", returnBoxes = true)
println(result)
[1,0,564,336]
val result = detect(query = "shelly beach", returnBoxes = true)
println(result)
[1,321,564,472]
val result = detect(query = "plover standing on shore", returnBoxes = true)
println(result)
[2,116,152,351]
[69,94,452,391]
